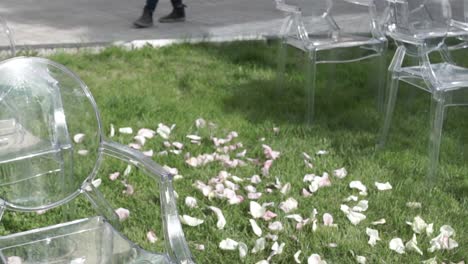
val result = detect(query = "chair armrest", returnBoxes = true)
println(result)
[274,0,300,13]
[101,140,194,264]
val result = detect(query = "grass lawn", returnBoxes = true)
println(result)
[1,41,467,263]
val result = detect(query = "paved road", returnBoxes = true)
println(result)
[0,0,368,50]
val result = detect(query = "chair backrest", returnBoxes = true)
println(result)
[0,57,102,211]
[0,16,15,57]
[385,0,452,52]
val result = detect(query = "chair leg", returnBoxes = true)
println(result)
[83,183,121,229]
[376,46,387,113]
[276,38,288,96]
[305,49,317,124]
[427,94,446,181]
[377,74,399,149]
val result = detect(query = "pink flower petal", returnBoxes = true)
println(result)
[115,208,130,221]
[146,231,158,243]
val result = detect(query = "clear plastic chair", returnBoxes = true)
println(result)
[0,57,194,263]
[448,0,468,50]
[0,16,15,58]
[275,0,388,123]
[378,0,468,179]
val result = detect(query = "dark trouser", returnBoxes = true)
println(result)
[145,0,184,12]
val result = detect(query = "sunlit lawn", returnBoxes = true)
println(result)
[1,41,467,263]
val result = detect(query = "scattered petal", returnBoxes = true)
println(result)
[366,228,381,247]
[343,195,358,202]
[352,200,369,212]
[123,165,132,176]
[137,128,156,139]
[406,216,432,235]
[279,197,298,213]
[195,118,206,128]
[208,206,226,229]
[371,218,386,225]
[251,175,262,184]
[262,145,280,160]
[195,244,205,251]
[252,237,266,253]
[389,238,405,254]
[238,242,248,258]
[340,204,366,225]
[323,213,335,226]
[428,225,458,252]
[375,182,392,191]
[333,167,347,179]
[78,149,89,156]
[142,149,154,157]
[307,254,327,264]
[109,172,120,181]
[115,208,130,221]
[156,123,173,139]
[146,231,158,243]
[349,181,368,196]
[180,215,204,227]
[421,257,438,264]
[356,256,366,264]
[262,211,277,221]
[268,221,283,232]
[134,135,146,146]
[316,150,328,155]
[219,238,238,250]
[185,196,198,208]
[405,233,423,255]
[172,141,184,149]
[119,127,133,134]
[294,250,302,263]
[250,219,263,237]
[110,124,115,137]
[73,133,85,143]
[280,183,291,195]
[250,201,266,219]
[406,202,422,209]
[7,256,22,264]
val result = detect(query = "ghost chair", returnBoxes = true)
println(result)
[447,0,468,50]
[0,57,194,263]
[275,0,388,123]
[378,0,468,180]
[0,16,15,58]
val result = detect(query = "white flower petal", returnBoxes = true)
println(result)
[219,238,239,250]
[316,150,328,155]
[109,124,115,137]
[123,165,132,176]
[268,221,283,232]
[195,244,205,251]
[251,175,262,184]
[238,242,248,258]
[428,225,458,252]
[333,167,347,179]
[146,231,158,243]
[343,195,358,202]
[119,127,133,134]
[187,134,202,141]
[323,213,334,226]
[371,218,386,225]
[389,238,405,254]
[180,215,204,227]
[250,219,263,237]
[73,133,85,143]
[279,197,298,213]
[134,135,146,146]
[421,257,438,264]
[252,237,266,253]
[77,149,89,156]
[156,123,172,139]
[142,149,154,157]
[406,216,429,234]
[137,128,156,139]
[307,254,327,264]
[115,208,130,221]
[7,256,22,264]
[280,183,291,195]
[352,200,369,212]
[185,196,198,208]
[294,250,302,263]
[356,256,366,264]
[195,118,206,128]
[366,228,381,247]
[405,233,423,255]
[250,201,266,219]
[340,204,366,225]
[375,181,392,191]
[172,141,184,149]
[406,201,422,209]
[349,181,367,196]
[208,206,226,230]
[286,214,303,223]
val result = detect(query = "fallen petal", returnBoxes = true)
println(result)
[238,242,248,258]
[371,218,386,225]
[185,196,198,208]
[146,231,158,243]
[252,237,266,253]
[389,238,405,254]
[180,215,204,227]
[219,238,238,250]
[250,201,266,219]
[294,250,302,263]
[279,197,298,213]
[405,233,423,255]
[375,181,392,191]
[115,208,130,221]
[208,206,226,229]
[250,219,263,237]
[366,228,381,247]
[268,221,283,232]
[333,167,347,179]
[73,133,85,143]
[119,127,133,134]
[307,254,326,264]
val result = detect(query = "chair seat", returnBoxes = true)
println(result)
[0,216,171,264]
[286,33,383,52]
[400,63,468,91]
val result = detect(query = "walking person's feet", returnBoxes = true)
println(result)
[159,4,186,23]
[134,7,154,28]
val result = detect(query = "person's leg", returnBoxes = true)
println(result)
[158,0,186,23]
[134,0,159,28]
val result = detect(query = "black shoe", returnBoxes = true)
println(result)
[158,5,186,23]
[134,7,154,28]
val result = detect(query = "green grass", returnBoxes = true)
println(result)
[1,41,467,263]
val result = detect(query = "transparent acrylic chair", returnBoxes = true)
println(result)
[275,0,388,123]
[0,57,194,263]
[378,0,468,179]
[448,0,468,50]
[0,16,15,58]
